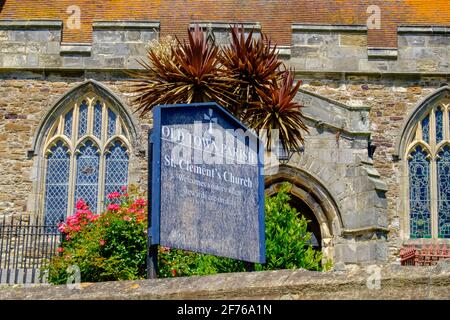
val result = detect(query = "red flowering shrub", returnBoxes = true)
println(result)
[46,183,326,284]
[45,186,148,284]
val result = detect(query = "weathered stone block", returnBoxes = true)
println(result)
[103,57,125,68]
[0,30,8,41]
[25,43,43,54]
[125,56,143,69]
[45,42,60,55]
[306,34,325,45]
[3,54,26,67]
[291,46,320,58]
[328,47,365,59]
[62,56,82,68]
[93,30,125,42]
[8,30,26,42]
[340,34,367,47]
[5,123,31,132]
[356,243,375,262]
[0,43,26,54]
[417,60,439,72]
[83,57,104,68]
[141,31,158,42]
[428,36,450,46]
[26,54,39,67]
[335,242,358,263]
[128,43,146,56]
[398,35,426,47]
[125,31,141,42]
[25,30,53,42]
[38,55,61,67]
[95,43,131,56]
[291,32,306,45]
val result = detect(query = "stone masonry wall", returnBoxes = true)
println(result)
[0,74,448,262]
[0,74,151,217]
[289,25,449,73]
[0,19,448,264]
[295,74,449,262]
[1,263,450,300]
[0,21,448,74]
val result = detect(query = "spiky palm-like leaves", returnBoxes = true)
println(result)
[247,71,308,151]
[131,25,237,117]
[131,24,308,151]
[221,26,283,119]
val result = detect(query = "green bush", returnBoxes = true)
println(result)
[256,183,323,271]
[157,182,324,277]
[45,187,148,284]
[46,183,327,284]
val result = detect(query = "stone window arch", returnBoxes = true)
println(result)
[400,87,450,239]
[30,80,139,225]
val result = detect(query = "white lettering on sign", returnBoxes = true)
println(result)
[163,154,253,189]
[161,124,258,166]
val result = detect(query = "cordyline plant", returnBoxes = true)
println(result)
[130,25,237,115]
[248,71,308,151]
[221,26,283,120]
[131,24,308,151]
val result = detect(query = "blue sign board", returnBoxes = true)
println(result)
[150,102,265,263]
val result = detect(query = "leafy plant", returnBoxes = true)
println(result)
[131,24,308,151]
[45,187,148,284]
[46,183,325,284]
[248,71,309,151]
[131,26,237,117]
[256,182,322,271]
[221,26,283,120]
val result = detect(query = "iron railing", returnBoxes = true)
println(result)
[0,214,63,285]
[400,243,450,266]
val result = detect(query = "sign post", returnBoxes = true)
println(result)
[148,102,265,276]
[147,129,158,279]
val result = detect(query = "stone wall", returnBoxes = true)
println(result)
[295,74,449,262]
[0,20,448,74]
[0,20,159,69]
[268,87,389,264]
[0,74,448,263]
[1,264,449,300]
[0,19,449,265]
[289,25,449,73]
[0,74,151,217]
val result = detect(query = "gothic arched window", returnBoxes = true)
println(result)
[406,99,450,239]
[42,95,131,225]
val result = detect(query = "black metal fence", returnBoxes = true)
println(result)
[0,214,63,285]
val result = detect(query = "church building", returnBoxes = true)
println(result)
[0,0,449,266]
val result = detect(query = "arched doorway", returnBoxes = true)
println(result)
[288,195,321,250]
[265,165,343,262]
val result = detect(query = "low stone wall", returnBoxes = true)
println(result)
[1,263,449,300]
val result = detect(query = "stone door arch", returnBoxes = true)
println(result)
[265,165,343,262]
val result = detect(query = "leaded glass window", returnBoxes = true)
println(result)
[104,140,129,199]
[64,110,73,138]
[107,109,117,139]
[406,100,450,239]
[437,145,450,238]
[44,141,70,226]
[42,94,132,221]
[78,100,88,138]
[74,140,100,213]
[93,100,103,139]
[435,108,443,144]
[408,146,431,238]
[421,115,430,144]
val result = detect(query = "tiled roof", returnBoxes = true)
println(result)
[0,0,449,47]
